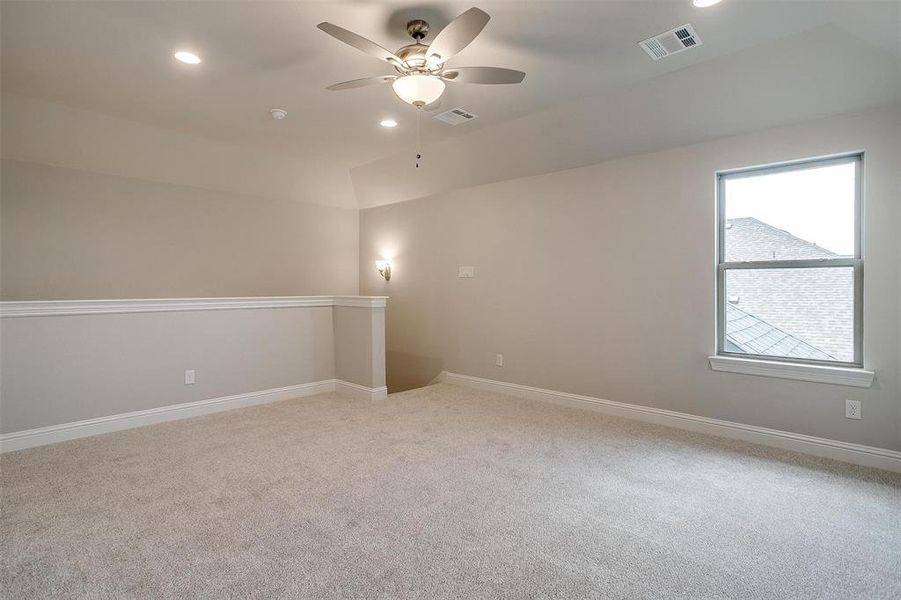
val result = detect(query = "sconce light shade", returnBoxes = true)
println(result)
[376,260,391,281]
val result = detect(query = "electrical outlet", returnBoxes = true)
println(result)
[184,370,195,385]
[845,399,861,420]
[496,354,504,367]
[458,266,475,278]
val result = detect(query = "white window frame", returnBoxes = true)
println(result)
[715,153,864,371]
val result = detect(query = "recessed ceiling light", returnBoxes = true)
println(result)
[380,119,398,128]
[692,0,722,7]
[174,51,202,65]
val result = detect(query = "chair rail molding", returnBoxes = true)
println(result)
[0,296,388,317]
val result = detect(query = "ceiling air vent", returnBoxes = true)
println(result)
[434,107,478,126]
[639,24,702,60]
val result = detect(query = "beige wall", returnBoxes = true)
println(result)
[360,105,901,451]
[0,93,360,300]
[1,159,359,299]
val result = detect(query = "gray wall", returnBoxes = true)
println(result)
[334,306,387,390]
[360,105,901,451]
[0,302,387,433]
[1,160,359,300]
[0,306,335,433]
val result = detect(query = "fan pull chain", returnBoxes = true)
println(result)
[415,106,422,168]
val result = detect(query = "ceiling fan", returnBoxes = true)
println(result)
[317,7,525,108]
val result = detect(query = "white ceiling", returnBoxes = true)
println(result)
[2,1,899,207]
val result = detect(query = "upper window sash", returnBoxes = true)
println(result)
[716,153,863,266]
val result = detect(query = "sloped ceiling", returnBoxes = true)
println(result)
[2,1,899,208]
[351,24,901,207]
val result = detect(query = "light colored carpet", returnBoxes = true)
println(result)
[2,382,900,599]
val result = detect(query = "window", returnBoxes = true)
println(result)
[716,154,862,368]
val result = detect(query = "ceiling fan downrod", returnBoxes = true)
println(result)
[406,19,430,41]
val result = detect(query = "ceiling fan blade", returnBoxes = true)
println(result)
[326,75,397,91]
[317,22,404,68]
[426,7,490,65]
[442,67,525,84]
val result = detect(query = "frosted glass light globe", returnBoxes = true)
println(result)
[392,74,446,107]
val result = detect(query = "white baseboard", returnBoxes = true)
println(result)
[441,371,901,473]
[335,380,389,401]
[0,378,387,453]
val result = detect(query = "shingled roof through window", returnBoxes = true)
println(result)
[725,217,837,262]
[722,217,852,361]
[724,303,835,361]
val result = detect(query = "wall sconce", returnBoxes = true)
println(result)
[376,260,391,281]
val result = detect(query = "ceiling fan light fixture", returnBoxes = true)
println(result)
[392,74,445,107]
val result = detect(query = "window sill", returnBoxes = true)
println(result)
[708,356,875,388]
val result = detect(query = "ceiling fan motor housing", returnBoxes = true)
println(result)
[395,43,438,72]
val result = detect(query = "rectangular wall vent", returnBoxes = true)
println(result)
[434,107,478,126]
[639,24,702,60]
